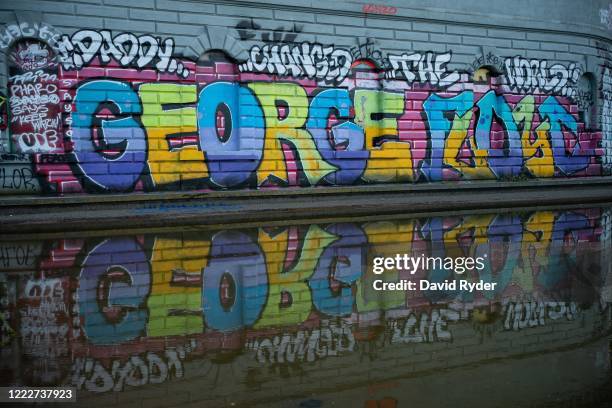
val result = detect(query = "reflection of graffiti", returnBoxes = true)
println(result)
[0,208,607,397]
[603,67,612,173]
[71,340,196,392]
[386,51,460,87]
[247,321,355,364]
[390,308,460,343]
[602,210,612,299]
[58,30,189,78]
[10,208,598,346]
[20,277,70,383]
[604,209,612,249]
[0,242,41,269]
[365,398,398,408]
[503,301,578,331]
[0,282,15,346]
[0,310,14,346]
[239,41,353,83]
[503,56,581,98]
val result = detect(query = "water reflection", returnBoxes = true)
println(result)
[1,207,611,407]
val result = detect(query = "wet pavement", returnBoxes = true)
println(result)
[0,205,611,407]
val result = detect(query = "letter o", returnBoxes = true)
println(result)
[202,231,268,331]
[198,82,264,188]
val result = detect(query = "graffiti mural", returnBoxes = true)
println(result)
[0,22,606,195]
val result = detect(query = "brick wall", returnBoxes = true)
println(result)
[0,0,610,195]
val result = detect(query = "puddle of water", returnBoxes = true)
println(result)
[0,206,611,407]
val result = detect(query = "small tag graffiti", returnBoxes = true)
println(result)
[362,4,398,15]
[9,41,54,71]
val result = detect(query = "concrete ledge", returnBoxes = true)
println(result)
[1,177,611,234]
[1,176,611,207]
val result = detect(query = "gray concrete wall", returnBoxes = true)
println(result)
[2,0,609,69]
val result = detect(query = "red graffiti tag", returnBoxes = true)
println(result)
[362,4,397,15]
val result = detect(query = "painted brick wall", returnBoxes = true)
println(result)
[0,0,611,195]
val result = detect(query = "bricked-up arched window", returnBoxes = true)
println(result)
[198,50,240,143]
[577,72,596,130]
[472,66,501,86]
[195,50,254,188]
[7,39,62,154]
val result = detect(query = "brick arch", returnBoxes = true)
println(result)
[0,14,66,95]
[0,18,66,63]
[465,46,506,78]
[350,36,386,70]
[181,25,249,62]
